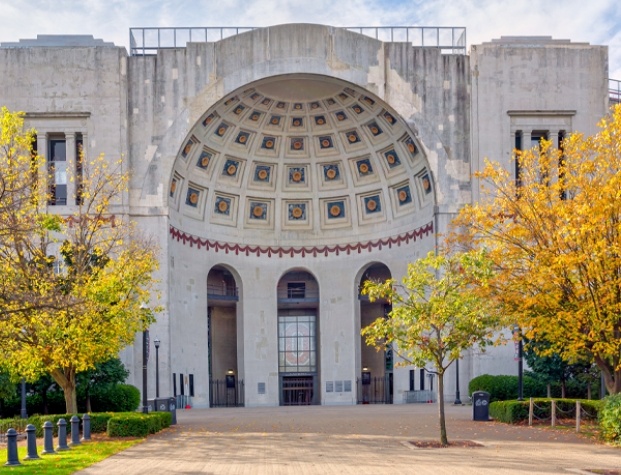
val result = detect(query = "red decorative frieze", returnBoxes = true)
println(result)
[169,221,433,258]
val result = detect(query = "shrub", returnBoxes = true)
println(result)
[490,398,602,424]
[108,414,150,437]
[90,384,140,412]
[599,393,621,445]
[469,374,547,402]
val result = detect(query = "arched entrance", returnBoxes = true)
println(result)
[207,265,243,406]
[358,263,393,404]
[277,270,319,405]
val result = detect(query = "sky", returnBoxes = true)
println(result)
[1,0,620,80]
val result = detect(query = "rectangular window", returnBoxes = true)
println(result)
[515,131,522,189]
[48,137,67,205]
[420,368,425,391]
[278,315,317,373]
[180,373,185,396]
[409,369,415,391]
[75,134,84,205]
[189,374,195,397]
[287,282,305,299]
[173,373,177,396]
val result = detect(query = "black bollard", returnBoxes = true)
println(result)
[70,416,81,446]
[56,418,70,451]
[25,424,40,460]
[4,428,21,466]
[42,421,56,454]
[81,414,91,441]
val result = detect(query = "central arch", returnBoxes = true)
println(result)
[167,72,437,407]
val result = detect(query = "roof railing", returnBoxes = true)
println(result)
[610,78,621,105]
[129,26,467,56]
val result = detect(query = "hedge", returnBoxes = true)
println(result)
[107,412,171,437]
[468,374,547,402]
[489,398,602,424]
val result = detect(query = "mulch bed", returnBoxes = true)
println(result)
[408,440,483,448]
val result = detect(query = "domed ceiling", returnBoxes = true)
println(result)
[168,75,434,247]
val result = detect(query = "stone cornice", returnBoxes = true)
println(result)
[169,221,434,257]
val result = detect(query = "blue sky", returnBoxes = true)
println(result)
[1,0,620,79]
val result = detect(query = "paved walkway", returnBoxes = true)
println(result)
[77,404,620,474]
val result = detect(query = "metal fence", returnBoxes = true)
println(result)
[610,78,621,105]
[129,26,467,56]
[209,379,245,407]
[403,390,436,403]
[356,376,392,404]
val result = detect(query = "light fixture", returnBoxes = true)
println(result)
[227,369,235,375]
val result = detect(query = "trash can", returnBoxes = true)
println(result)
[154,397,177,425]
[472,391,490,421]
[146,398,156,413]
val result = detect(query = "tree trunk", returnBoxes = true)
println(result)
[86,386,92,413]
[50,368,78,414]
[561,380,566,399]
[437,371,448,446]
[595,359,621,395]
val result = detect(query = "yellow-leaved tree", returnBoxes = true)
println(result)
[452,104,621,394]
[361,250,505,446]
[0,107,159,413]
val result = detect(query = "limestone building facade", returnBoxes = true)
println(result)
[0,25,610,408]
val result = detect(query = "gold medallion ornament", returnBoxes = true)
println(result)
[291,206,303,218]
[238,134,247,143]
[200,156,210,167]
[370,126,379,134]
[293,119,301,127]
[398,190,408,202]
[218,200,229,212]
[293,140,303,150]
[292,171,303,182]
[348,134,357,143]
[183,143,192,155]
[423,177,431,192]
[359,163,369,174]
[271,117,279,125]
[408,142,416,153]
[387,154,395,164]
[253,205,264,218]
[366,199,377,211]
[227,164,237,175]
[330,204,342,217]
[251,113,259,121]
[189,192,198,204]
[170,181,177,194]
[218,127,226,136]
[317,118,325,125]
[265,139,274,149]
[326,168,337,179]
[322,139,331,148]
[258,169,268,180]
[353,106,361,113]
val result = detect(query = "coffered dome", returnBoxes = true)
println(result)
[168,74,434,247]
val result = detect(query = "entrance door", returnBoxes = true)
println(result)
[278,315,317,405]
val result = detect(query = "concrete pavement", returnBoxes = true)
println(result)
[76,404,621,474]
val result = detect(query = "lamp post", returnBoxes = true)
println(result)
[140,303,150,414]
[514,325,524,401]
[154,338,160,398]
[454,358,462,405]
[20,378,27,419]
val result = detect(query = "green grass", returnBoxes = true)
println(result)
[1,438,143,474]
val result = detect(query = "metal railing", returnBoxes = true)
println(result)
[209,379,244,407]
[356,375,393,404]
[129,26,466,56]
[207,283,238,299]
[610,78,621,105]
